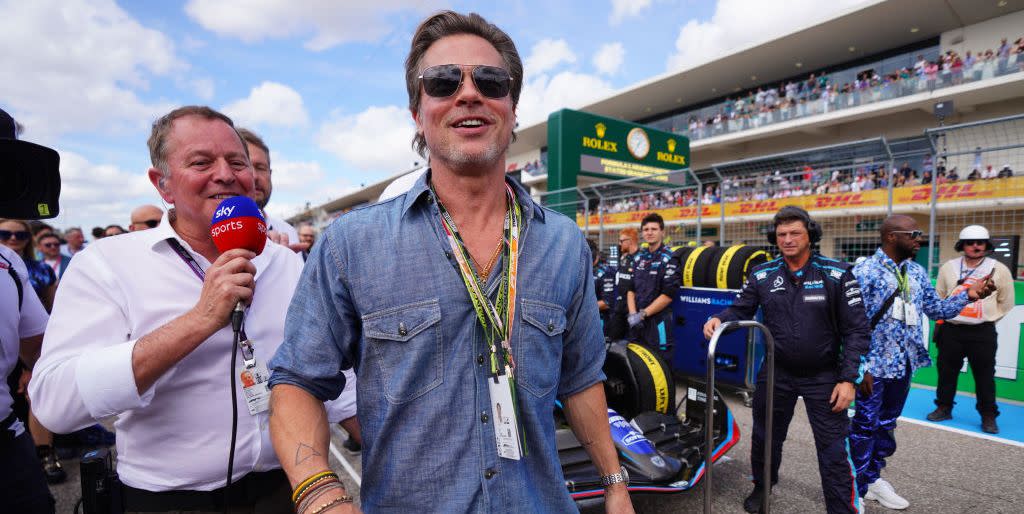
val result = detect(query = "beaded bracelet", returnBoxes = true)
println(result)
[308,492,353,514]
[294,476,341,509]
[292,471,339,503]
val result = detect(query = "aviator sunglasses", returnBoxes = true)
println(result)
[419,64,513,99]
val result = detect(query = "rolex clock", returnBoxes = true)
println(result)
[626,127,650,160]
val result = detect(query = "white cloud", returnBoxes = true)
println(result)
[317,105,420,173]
[609,0,652,25]
[269,158,326,194]
[188,77,216,101]
[53,150,161,230]
[517,72,616,127]
[593,42,625,75]
[223,82,309,128]
[525,39,577,75]
[667,0,870,70]
[184,0,436,51]
[0,0,185,142]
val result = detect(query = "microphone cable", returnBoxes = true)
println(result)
[224,304,245,514]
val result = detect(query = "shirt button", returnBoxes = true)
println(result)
[481,412,489,423]
[547,322,555,332]
[484,469,496,479]
[398,322,408,337]
[477,354,485,365]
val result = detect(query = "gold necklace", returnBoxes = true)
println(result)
[472,238,505,281]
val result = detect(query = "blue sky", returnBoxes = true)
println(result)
[1,0,866,233]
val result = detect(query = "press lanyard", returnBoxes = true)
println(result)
[884,261,910,300]
[431,183,522,378]
[166,238,256,368]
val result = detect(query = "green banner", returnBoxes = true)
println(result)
[546,108,690,216]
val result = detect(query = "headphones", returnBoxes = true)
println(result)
[767,205,822,245]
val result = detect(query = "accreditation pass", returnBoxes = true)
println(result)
[488,368,522,460]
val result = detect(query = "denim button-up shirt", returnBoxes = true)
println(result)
[269,171,605,513]
[852,248,969,379]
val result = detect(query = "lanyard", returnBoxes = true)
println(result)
[432,183,522,378]
[884,261,910,299]
[958,257,985,285]
[166,238,256,367]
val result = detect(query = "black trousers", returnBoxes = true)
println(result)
[751,367,860,514]
[0,425,55,514]
[934,322,999,416]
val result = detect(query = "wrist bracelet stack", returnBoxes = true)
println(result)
[292,471,352,513]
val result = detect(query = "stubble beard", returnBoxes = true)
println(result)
[431,129,512,175]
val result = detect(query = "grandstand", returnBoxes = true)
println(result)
[291,0,1024,274]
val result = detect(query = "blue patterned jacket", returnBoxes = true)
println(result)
[852,248,969,379]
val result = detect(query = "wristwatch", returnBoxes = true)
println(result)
[600,465,629,488]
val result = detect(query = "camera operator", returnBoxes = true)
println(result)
[0,108,56,513]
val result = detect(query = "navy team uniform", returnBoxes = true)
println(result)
[593,261,617,327]
[605,252,635,340]
[624,245,680,360]
[714,254,870,514]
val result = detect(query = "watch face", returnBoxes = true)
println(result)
[626,127,650,160]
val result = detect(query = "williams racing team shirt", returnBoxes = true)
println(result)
[714,254,871,382]
[623,245,681,310]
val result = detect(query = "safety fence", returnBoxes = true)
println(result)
[538,114,1024,277]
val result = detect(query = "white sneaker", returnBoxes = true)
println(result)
[864,478,910,510]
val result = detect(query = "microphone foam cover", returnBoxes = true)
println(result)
[210,196,267,255]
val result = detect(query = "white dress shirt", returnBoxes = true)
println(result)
[264,213,299,246]
[1,245,48,438]
[30,215,355,491]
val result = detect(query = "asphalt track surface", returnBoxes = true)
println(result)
[48,388,1023,513]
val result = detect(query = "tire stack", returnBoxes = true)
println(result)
[603,342,676,419]
[680,244,771,289]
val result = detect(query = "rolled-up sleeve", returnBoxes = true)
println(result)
[269,226,357,402]
[29,250,153,434]
[557,233,606,400]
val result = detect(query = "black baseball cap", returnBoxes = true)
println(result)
[0,108,61,219]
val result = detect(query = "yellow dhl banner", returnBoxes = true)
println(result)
[576,176,1023,226]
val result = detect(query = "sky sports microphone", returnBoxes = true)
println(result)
[210,196,267,330]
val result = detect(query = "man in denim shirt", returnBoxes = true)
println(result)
[850,215,994,511]
[267,11,633,514]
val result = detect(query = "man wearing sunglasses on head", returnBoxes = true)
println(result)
[268,10,633,514]
[129,204,163,232]
[929,225,1014,434]
[851,215,995,510]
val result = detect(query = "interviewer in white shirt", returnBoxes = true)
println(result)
[29,106,354,512]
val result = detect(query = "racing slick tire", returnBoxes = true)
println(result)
[714,245,771,289]
[695,246,727,288]
[603,342,675,419]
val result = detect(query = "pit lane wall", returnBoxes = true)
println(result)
[670,282,1024,403]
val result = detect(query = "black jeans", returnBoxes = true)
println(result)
[0,424,56,514]
[935,322,999,416]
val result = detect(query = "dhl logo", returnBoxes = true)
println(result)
[813,193,866,208]
[736,201,779,214]
[905,184,986,201]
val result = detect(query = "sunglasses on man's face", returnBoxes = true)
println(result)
[419,64,513,99]
[963,239,987,247]
[892,230,923,239]
[137,219,160,228]
[0,230,31,241]
[40,242,60,248]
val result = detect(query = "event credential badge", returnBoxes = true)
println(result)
[238,339,271,415]
[488,368,522,460]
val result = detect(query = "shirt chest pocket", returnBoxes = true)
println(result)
[363,299,443,404]
[516,299,566,398]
